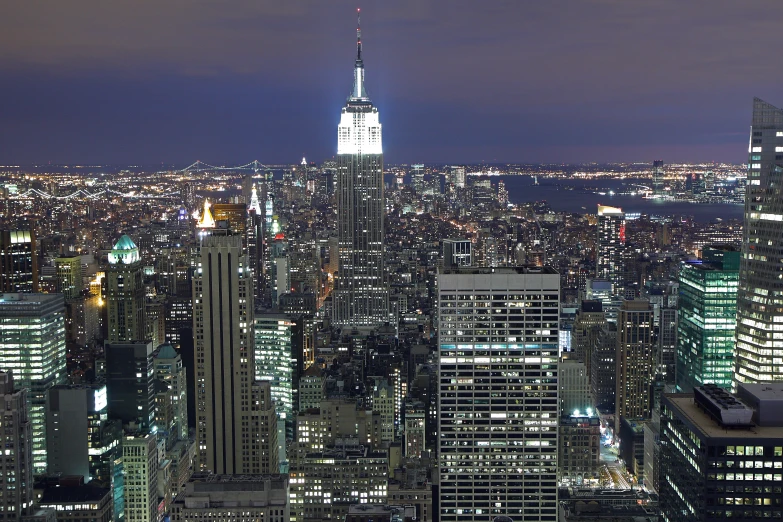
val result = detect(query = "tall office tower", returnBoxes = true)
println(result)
[46,384,122,484]
[153,343,189,444]
[0,229,38,292]
[657,306,678,383]
[123,432,158,522]
[652,160,665,196]
[660,385,783,522]
[442,238,472,268]
[596,205,625,292]
[497,179,509,205]
[194,232,277,474]
[247,184,265,299]
[55,255,83,299]
[571,300,605,379]
[0,372,33,519]
[448,165,466,188]
[333,12,389,328]
[736,98,783,384]
[254,314,295,437]
[438,267,560,522]
[0,293,66,473]
[105,341,156,429]
[411,164,425,193]
[106,235,145,343]
[591,323,617,412]
[404,401,426,458]
[559,359,591,416]
[677,246,740,393]
[615,299,654,434]
[211,203,247,238]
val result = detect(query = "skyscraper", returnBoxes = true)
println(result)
[0,372,33,520]
[55,255,82,299]
[105,341,156,430]
[106,235,145,343]
[45,384,122,484]
[438,267,560,522]
[676,246,739,392]
[193,232,277,474]
[333,10,388,328]
[153,343,189,444]
[736,98,783,384]
[652,160,665,196]
[0,229,38,292]
[0,293,66,473]
[596,205,625,292]
[615,299,654,434]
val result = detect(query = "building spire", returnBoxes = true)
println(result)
[350,8,367,100]
[356,8,362,63]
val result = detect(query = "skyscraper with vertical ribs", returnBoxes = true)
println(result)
[333,10,388,328]
[736,98,783,384]
[193,230,277,474]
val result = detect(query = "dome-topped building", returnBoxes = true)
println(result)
[106,234,145,342]
[108,234,140,265]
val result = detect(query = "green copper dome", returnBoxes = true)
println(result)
[108,234,140,265]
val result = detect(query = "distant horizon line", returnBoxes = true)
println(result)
[0,160,746,170]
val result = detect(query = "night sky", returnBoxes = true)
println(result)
[2,0,783,165]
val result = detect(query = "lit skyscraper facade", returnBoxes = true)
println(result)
[596,205,625,292]
[676,246,739,392]
[438,267,560,522]
[736,98,783,383]
[0,293,66,473]
[254,313,294,435]
[333,12,388,328]
[652,160,665,196]
[106,235,145,343]
[0,229,39,293]
[193,232,278,474]
[615,299,654,434]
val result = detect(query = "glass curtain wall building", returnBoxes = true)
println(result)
[0,293,66,473]
[676,246,739,392]
[736,98,783,383]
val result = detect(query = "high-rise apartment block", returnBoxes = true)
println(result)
[438,267,559,522]
[0,293,66,473]
[0,372,33,520]
[333,14,388,328]
[677,246,740,392]
[106,235,145,343]
[736,98,783,384]
[596,205,625,292]
[193,232,277,474]
[615,299,654,433]
[0,229,38,293]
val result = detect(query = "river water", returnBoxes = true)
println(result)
[495,176,743,222]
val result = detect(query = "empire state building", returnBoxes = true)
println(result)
[333,10,388,328]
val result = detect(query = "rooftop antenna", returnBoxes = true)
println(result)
[356,8,362,61]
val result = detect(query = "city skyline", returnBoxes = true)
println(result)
[2,1,783,165]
